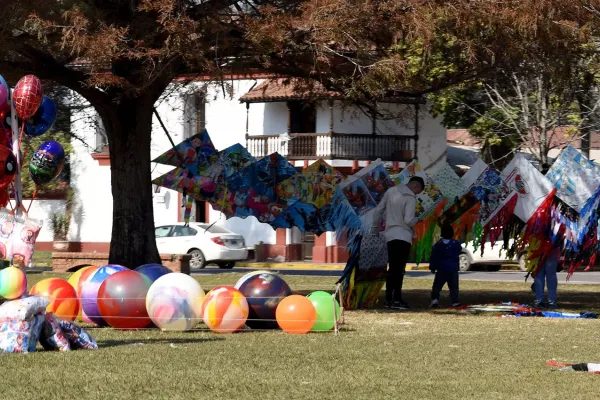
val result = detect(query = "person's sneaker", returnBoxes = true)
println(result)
[547,301,558,309]
[391,300,409,310]
[383,301,393,309]
[451,302,462,307]
[430,299,439,308]
[533,300,544,308]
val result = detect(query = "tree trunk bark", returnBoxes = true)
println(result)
[103,96,161,267]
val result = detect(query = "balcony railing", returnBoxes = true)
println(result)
[246,133,414,161]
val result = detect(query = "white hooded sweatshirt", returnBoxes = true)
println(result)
[371,185,418,244]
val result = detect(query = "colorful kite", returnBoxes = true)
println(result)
[272,159,344,233]
[391,160,444,217]
[500,154,555,223]
[225,152,298,223]
[431,164,468,210]
[152,129,217,173]
[545,145,600,213]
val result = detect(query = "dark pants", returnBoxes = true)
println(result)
[431,270,459,303]
[386,240,412,303]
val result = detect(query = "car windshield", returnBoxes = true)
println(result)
[196,224,231,234]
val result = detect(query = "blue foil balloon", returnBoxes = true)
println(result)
[25,96,57,137]
[29,140,65,185]
[0,75,9,94]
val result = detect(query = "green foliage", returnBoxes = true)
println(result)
[49,211,69,241]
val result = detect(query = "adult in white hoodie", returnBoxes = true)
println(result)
[371,176,424,309]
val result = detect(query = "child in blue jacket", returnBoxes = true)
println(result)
[429,223,462,307]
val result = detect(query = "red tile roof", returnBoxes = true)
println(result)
[239,78,338,103]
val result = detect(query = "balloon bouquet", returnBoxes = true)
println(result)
[0,73,63,272]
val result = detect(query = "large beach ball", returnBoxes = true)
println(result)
[238,273,292,329]
[146,273,204,331]
[201,286,249,333]
[98,270,151,329]
[81,265,128,326]
[0,266,27,300]
[307,291,341,332]
[30,278,80,321]
[234,270,271,289]
[135,263,172,285]
[68,266,99,323]
[276,295,316,334]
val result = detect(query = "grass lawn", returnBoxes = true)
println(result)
[31,250,52,267]
[2,272,600,400]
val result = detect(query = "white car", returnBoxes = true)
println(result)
[459,239,525,272]
[154,222,248,269]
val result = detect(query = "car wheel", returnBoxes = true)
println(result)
[218,262,236,269]
[188,249,206,269]
[459,252,472,272]
[518,254,528,272]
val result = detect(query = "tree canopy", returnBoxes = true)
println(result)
[1,0,599,266]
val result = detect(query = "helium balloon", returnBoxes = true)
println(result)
[146,273,204,331]
[0,75,9,94]
[98,270,151,329]
[30,278,80,321]
[0,266,26,300]
[13,75,43,119]
[0,127,11,148]
[0,75,9,120]
[237,273,292,329]
[201,286,249,333]
[0,85,9,122]
[67,265,99,322]
[81,265,128,326]
[29,140,65,185]
[25,96,57,137]
[307,291,341,332]
[134,263,172,285]
[0,145,17,189]
[275,295,316,334]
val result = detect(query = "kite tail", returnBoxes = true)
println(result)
[482,193,518,252]
[451,202,481,243]
[183,196,194,225]
[411,199,447,264]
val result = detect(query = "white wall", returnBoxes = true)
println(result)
[69,100,113,243]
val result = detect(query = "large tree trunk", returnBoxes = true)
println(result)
[103,95,161,267]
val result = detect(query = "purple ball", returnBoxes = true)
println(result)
[81,264,128,326]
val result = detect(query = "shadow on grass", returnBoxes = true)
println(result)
[98,337,225,348]
[350,288,600,314]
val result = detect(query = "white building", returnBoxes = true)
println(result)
[33,75,448,263]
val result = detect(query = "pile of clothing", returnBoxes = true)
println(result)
[0,296,97,353]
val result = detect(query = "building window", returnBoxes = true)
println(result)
[288,101,316,133]
[184,91,206,138]
[95,112,109,152]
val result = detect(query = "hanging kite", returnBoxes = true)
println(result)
[391,160,444,217]
[152,129,217,172]
[272,159,344,233]
[225,152,298,223]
